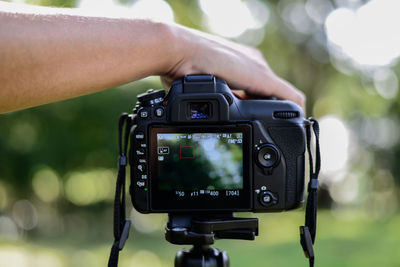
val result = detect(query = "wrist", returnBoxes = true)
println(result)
[150,21,186,76]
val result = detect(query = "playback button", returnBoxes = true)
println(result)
[139,108,149,119]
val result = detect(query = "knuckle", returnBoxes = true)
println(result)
[252,47,263,57]
[296,91,306,106]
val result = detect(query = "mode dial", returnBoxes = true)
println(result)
[137,89,165,106]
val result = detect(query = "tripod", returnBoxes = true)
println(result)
[165,213,259,267]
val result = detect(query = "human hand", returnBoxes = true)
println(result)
[160,24,305,110]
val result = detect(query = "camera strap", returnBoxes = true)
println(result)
[108,113,132,267]
[300,118,321,267]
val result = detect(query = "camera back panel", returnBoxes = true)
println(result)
[129,75,306,214]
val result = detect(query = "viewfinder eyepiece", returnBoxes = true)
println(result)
[189,102,211,119]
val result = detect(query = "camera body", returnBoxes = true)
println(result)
[129,75,306,213]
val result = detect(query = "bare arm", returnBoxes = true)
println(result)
[0,2,305,113]
[0,3,177,113]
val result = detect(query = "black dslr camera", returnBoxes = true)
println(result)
[109,74,320,267]
[129,74,306,213]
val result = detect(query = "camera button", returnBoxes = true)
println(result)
[256,144,280,168]
[155,107,164,117]
[259,191,278,206]
[136,180,146,188]
[263,194,271,203]
[139,109,149,118]
[137,164,146,173]
[136,148,145,156]
[135,132,145,140]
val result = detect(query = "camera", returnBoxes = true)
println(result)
[129,74,307,213]
[109,74,320,267]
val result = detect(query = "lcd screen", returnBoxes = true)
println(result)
[156,132,243,191]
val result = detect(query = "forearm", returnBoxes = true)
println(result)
[0,3,305,113]
[0,5,178,113]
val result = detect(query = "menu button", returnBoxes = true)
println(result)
[135,132,145,140]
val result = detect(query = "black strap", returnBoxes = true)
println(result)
[108,113,132,267]
[300,118,321,267]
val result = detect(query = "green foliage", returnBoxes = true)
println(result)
[0,80,152,195]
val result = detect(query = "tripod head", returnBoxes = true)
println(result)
[165,213,258,267]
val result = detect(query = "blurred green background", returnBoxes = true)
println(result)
[1,0,400,266]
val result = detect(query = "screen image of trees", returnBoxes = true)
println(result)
[157,133,243,190]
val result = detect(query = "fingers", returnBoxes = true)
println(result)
[263,75,306,111]
[163,73,305,112]
[162,24,306,111]
[232,80,305,112]
[211,47,305,109]
[227,72,306,111]
[231,90,249,99]
[230,45,306,110]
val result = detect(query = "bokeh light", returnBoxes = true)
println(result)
[305,0,333,25]
[35,205,63,236]
[0,247,64,267]
[0,216,19,240]
[77,0,174,22]
[128,0,174,22]
[71,250,101,267]
[325,0,400,66]
[64,169,115,206]
[319,115,350,175]
[281,1,315,36]
[130,209,165,233]
[373,68,399,100]
[329,173,359,204]
[199,0,269,38]
[0,248,30,267]
[32,252,64,267]
[357,116,400,150]
[12,200,38,231]
[129,250,162,267]
[32,167,61,203]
